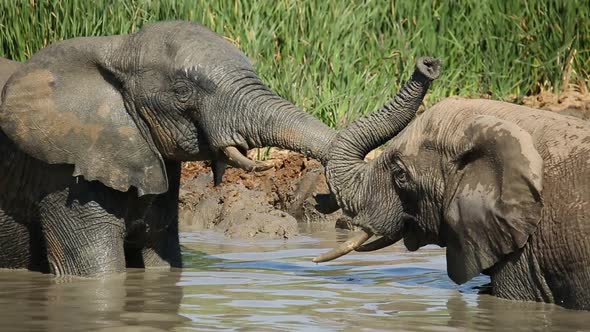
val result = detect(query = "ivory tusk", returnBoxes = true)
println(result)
[354,234,401,252]
[312,229,372,263]
[222,146,274,172]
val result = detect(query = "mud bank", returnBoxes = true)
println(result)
[521,89,590,120]
[179,149,349,239]
[178,91,590,239]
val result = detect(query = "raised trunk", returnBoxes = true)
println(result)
[224,70,337,165]
[327,57,441,214]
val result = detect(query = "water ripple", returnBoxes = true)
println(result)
[0,230,584,331]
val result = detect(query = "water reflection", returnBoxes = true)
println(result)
[0,269,187,331]
[0,227,588,331]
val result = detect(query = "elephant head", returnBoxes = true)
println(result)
[312,56,441,262]
[319,71,545,285]
[0,21,335,195]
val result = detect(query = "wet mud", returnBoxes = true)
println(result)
[179,149,349,239]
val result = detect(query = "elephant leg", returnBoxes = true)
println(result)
[38,182,127,276]
[141,222,182,269]
[490,246,553,304]
[125,222,182,269]
[0,211,46,271]
[124,220,182,269]
[125,161,182,269]
[143,161,182,269]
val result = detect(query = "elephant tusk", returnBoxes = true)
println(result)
[312,229,372,263]
[222,146,275,172]
[354,234,401,252]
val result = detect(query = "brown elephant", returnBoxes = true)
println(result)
[317,86,590,309]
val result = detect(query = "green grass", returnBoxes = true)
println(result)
[0,0,588,127]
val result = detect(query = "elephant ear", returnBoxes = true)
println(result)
[0,44,168,195]
[444,115,543,284]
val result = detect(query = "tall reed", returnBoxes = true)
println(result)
[1,0,587,126]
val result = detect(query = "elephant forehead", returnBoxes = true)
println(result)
[395,105,478,157]
[390,117,428,157]
[126,21,253,74]
[0,58,21,88]
[162,25,253,70]
[391,110,459,156]
[175,40,252,69]
[468,115,512,134]
[467,116,514,141]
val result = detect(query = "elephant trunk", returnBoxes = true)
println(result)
[327,57,441,214]
[248,98,336,165]
[221,69,337,165]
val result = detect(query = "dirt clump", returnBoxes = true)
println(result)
[179,173,298,239]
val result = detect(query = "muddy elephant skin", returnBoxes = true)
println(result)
[326,93,590,310]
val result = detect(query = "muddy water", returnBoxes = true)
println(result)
[0,226,588,331]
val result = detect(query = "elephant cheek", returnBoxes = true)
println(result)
[178,129,206,157]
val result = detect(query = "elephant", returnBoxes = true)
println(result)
[316,68,590,309]
[0,20,336,276]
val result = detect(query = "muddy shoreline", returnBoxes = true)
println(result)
[179,149,350,239]
[178,92,590,239]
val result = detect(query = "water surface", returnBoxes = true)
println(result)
[0,225,587,331]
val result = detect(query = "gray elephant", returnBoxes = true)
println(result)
[316,64,590,309]
[0,20,336,276]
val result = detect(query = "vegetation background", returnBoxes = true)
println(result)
[0,0,588,127]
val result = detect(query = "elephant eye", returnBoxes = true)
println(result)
[173,83,193,103]
[393,168,408,184]
[392,161,411,188]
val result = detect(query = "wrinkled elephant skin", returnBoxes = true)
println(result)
[326,94,590,310]
[0,21,335,276]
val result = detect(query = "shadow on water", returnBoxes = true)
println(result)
[0,227,588,331]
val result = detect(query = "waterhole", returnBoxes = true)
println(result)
[0,225,586,331]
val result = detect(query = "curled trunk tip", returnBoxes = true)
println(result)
[326,56,442,217]
[416,56,442,81]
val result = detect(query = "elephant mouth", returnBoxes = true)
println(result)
[402,219,445,251]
